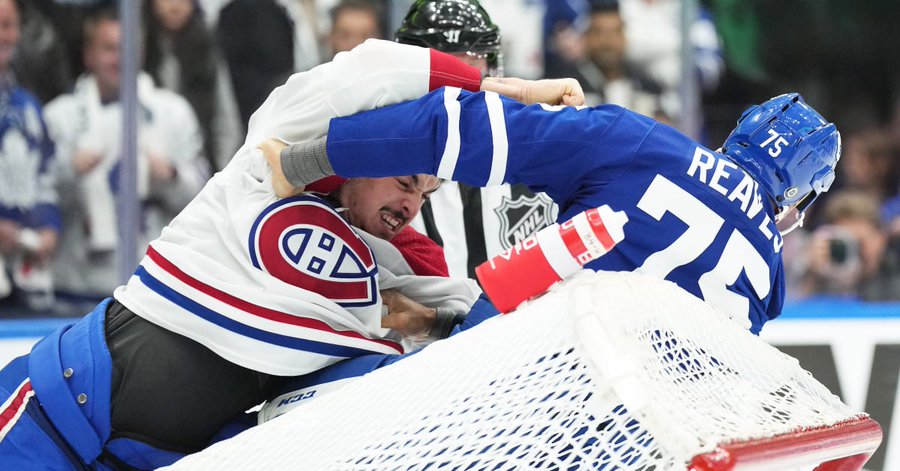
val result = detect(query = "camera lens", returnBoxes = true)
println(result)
[829,239,849,265]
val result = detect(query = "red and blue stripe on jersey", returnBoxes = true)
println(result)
[134,195,403,359]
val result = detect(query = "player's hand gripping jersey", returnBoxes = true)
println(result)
[113,40,484,376]
[324,89,787,333]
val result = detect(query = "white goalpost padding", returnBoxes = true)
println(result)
[165,271,881,470]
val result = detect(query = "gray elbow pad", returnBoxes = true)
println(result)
[280,136,335,187]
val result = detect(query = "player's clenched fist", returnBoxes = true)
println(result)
[380,289,436,340]
[480,76,585,107]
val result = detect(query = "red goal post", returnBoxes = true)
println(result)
[165,271,882,471]
[690,416,882,471]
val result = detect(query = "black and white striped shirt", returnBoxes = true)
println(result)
[411,182,557,279]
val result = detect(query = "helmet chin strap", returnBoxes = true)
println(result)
[776,190,819,236]
[775,205,805,236]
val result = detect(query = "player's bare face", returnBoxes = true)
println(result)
[85,19,121,101]
[339,175,440,240]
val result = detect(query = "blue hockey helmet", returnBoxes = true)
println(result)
[722,93,840,232]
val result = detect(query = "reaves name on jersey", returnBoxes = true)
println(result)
[686,147,783,253]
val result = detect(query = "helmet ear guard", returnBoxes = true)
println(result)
[722,93,841,233]
[395,0,503,76]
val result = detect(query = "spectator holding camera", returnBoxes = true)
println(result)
[791,190,887,299]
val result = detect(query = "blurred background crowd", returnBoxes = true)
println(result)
[1,0,899,318]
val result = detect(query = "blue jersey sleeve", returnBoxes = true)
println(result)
[326,88,647,207]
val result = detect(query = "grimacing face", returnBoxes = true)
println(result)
[337,175,440,240]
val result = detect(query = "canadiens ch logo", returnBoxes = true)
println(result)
[494,193,557,250]
[249,195,377,307]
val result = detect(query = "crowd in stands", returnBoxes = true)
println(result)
[0,0,898,318]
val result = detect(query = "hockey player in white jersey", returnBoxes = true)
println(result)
[396,0,559,279]
[0,39,584,469]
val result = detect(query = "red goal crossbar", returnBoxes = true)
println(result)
[689,416,883,471]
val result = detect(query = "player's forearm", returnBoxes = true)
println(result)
[277,133,432,189]
[426,47,483,92]
[280,137,335,188]
[275,86,445,187]
[277,103,442,189]
[277,86,590,193]
[318,89,583,188]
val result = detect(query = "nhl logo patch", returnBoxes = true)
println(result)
[494,193,557,250]
[249,195,377,307]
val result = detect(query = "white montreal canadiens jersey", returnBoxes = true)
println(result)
[113,39,483,376]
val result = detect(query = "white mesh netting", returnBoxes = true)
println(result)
[165,271,863,470]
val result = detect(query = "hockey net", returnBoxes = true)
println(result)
[165,271,881,470]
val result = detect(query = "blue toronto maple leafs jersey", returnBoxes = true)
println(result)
[325,88,786,334]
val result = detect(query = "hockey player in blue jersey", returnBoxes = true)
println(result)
[271,92,840,335]
[248,91,840,428]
